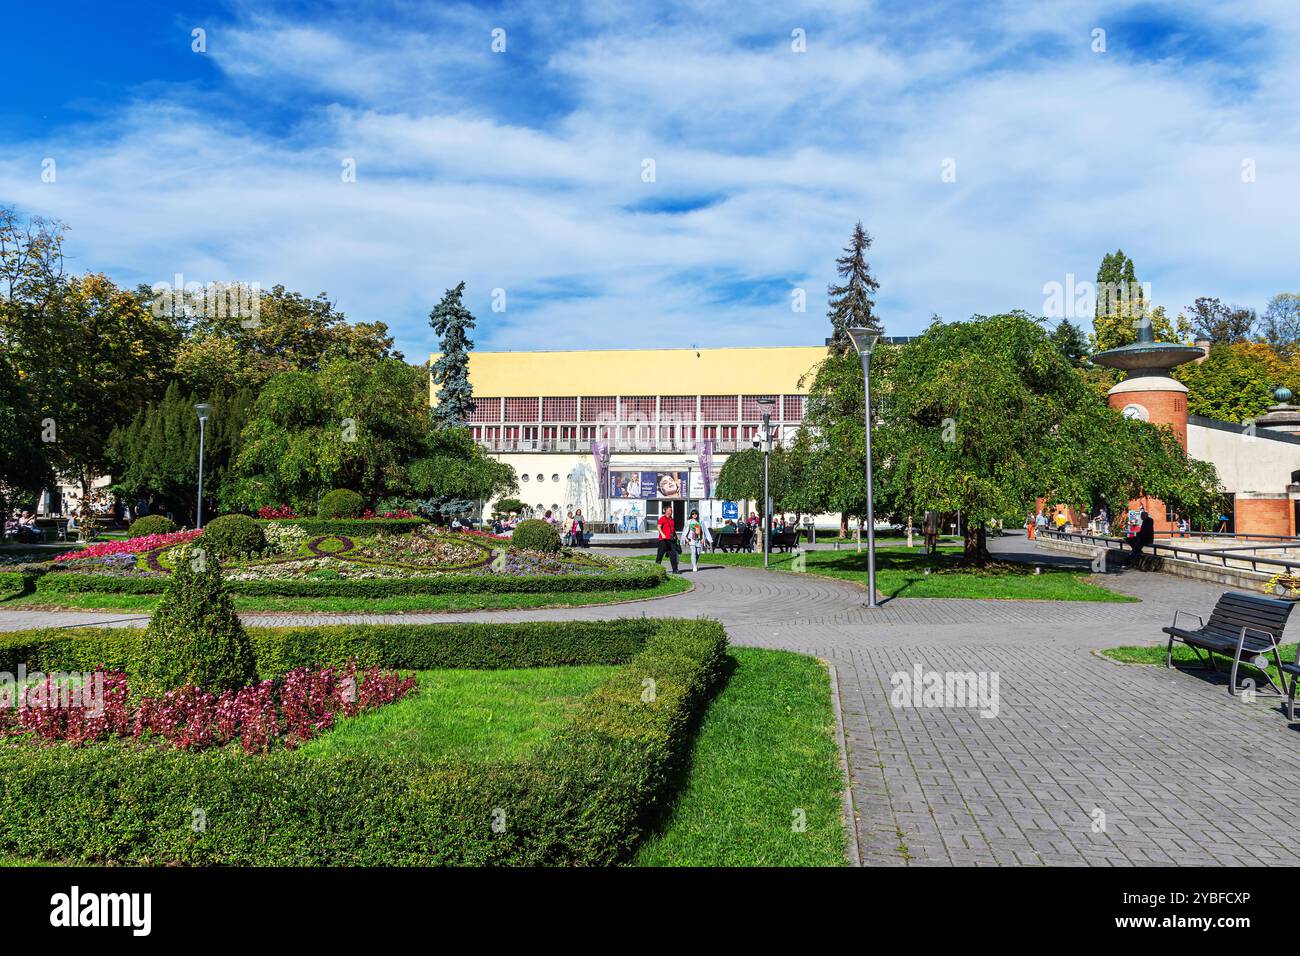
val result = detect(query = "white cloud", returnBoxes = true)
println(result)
[3,0,1299,358]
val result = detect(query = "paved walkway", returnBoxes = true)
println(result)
[5,535,1299,866]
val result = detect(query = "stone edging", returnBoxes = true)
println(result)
[824,659,862,867]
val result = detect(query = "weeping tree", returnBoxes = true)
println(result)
[871,312,1219,565]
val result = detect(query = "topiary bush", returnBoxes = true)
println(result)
[135,546,258,695]
[318,489,365,519]
[199,514,266,559]
[511,518,562,553]
[126,515,177,538]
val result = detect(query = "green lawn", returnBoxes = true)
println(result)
[1102,641,1299,687]
[1,574,691,613]
[298,665,617,762]
[634,647,848,866]
[685,546,1133,602]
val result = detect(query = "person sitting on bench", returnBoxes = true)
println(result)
[1124,510,1155,565]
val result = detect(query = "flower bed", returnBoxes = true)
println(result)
[53,529,201,563]
[20,525,656,599]
[1,664,416,753]
[0,618,727,865]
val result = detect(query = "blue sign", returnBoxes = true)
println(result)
[721,500,739,520]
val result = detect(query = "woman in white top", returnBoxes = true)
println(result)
[680,510,711,573]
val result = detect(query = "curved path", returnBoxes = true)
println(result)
[4,536,1299,867]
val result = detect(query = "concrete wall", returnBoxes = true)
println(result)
[1188,420,1300,494]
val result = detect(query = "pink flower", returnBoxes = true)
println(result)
[54,529,203,562]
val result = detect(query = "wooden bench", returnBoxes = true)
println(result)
[770,530,801,553]
[1162,591,1295,698]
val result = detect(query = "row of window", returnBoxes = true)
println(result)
[468,395,804,424]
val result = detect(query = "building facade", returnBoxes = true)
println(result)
[434,345,828,530]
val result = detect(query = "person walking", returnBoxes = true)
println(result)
[564,511,575,546]
[922,509,940,555]
[681,509,710,572]
[570,509,585,548]
[656,507,680,572]
[1033,510,1047,539]
[1025,511,1036,541]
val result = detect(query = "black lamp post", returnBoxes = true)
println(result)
[758,396,776,568]
[846,327,881,608]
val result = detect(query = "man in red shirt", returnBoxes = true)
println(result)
[656,507,680,573]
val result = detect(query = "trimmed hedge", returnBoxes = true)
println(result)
[512,519,562,553]
[127,515,178,538]
[0,569,36,597]
[198,514,266,559]
[0,617,728,865]
[32,566,667,597]
[257,517,427,536]
[318,489,365,519]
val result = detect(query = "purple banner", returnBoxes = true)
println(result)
[590,440,609,493]
[697,439,714,498]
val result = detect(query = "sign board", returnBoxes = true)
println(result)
[721,500,739,520]
[609,470,688,499]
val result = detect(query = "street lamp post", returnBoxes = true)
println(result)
[195,403,213,529]
[846,328,881,608]
[758,397,776,569]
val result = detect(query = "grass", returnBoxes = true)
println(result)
[676,545,1134,602]
[297,665,618,762]
[1101,641,1299,687]
[633,647,848,866]
[0,574,691,613]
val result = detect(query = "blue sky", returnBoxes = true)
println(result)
[3,0,1298,358]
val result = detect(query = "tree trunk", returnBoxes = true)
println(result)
[962,524,992,565]
[840,513,848,537]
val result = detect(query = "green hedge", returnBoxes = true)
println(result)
[0,619,663,675]
[0,617,728,865]
[33,566,666,597]
[257,518,427,536]
[0,569,37,596]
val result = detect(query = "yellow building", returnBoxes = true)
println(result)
[431,345,828,530]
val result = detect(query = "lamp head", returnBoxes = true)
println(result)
[195,403,213,421]
[846,326,881,356]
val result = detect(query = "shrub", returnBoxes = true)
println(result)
[200,514,266,559]
[126,515,177,538]
[33,565,667,597]
[262,522,308,555]
[135,548,258,694]
[512,518,562,553]
[0,617,727,865]
[318,489,365,519]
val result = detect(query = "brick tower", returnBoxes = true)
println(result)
[1093,324,1205,532]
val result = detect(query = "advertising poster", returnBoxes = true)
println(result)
[609,470,688,499]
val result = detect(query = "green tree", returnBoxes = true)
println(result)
[1173,342,1300,422]
[107,384,255,522]
[1185,297,1256,344]
[223,358,429,513]
[0,349,51,522]
[825,222,881,356]
[405,427,517,516]
[3,272,179,501]
[1049,319,1091,367]
[715,447,794,518]
[1091,249,1181,351]
[429,282,477,428]
[171,284,400,393]
[865,313,1218,563]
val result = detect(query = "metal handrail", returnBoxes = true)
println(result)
[1040,529,1300,576]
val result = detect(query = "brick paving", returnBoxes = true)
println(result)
[4,535,1299,866]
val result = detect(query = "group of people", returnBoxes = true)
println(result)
[547,509,586,547]
[1027,506,1112,539]
[3,511,41,542]
[656,508,713,573]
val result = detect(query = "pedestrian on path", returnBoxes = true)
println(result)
[681,509,710,572]
[1025,512,1036,540]
[656,508,680,573]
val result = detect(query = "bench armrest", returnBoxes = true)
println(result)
[1171,609,1204,631]
[1236,625,1280,659]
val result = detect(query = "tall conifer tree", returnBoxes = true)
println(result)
[429,282,477,428]
[826,222,882,356]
